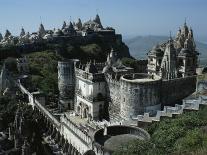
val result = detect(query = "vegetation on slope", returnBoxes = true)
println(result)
[53,40,130,62]
[0,94,50,154]
[0,36,131,62]
[0,95,17,130]
[25,50,61,96]
[24,39,130,95]
[113,106,207,155]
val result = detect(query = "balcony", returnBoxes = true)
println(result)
[76,89,105,102]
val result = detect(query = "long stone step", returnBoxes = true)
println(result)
[133,94,207,124]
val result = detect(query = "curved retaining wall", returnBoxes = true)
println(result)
[93,125,150,155]
[120,73,162,118]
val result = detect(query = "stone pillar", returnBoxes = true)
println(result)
[63,141,69,153]
[68,144,72,154]
[51,128,56,139]
[58,59,79,111]
[22,139,31,155]
[8,126,13,141]
[47,124,52,135]
[55,132,60,143]
[71,147,74,155]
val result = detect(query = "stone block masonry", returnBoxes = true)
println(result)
[161,76,197,107]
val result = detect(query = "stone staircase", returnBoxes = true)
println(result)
[132,94,207,124]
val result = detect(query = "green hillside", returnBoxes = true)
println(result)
[114,105,207,155]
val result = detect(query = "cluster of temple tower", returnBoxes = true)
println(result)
[147,21,198,79]
[0,14,115,46]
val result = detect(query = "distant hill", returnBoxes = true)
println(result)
[124,35,207,65]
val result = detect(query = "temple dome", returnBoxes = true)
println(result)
[53,29,63,36]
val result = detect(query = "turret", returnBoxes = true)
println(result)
[0,33,3,41]
[25,32,30,39]
[22,138,31,155]
[76,18,82,30]
[184,38,194,52]
[176,27,181,39]
[20,27,26,37]
[4,29,11,38]
[94,14,103,28]
[160,37,177,79]
[62,21,76,36]
[85,60,98,74]
[188,27,194,39]
[58,59,79,110]
[62,21,66,29]
[69,21,74,30]
[181,20,189,38]
[38,23,46,37]
[107,48,118,66]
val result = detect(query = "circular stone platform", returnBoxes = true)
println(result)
[93,125,150,154]
[104,134,142,151]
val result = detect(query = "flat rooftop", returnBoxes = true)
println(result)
[104,134,142,152]
[122,73,161,83]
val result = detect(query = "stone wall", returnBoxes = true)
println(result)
[161,76,197,107]
[17,82,91,155]
[120,74,162,118]
[60,115,92,154]
[106,77,122,116]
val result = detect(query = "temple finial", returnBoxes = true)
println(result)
[184,17,187,26]
[96,9,99,15]
[170,31,172,39]
[40,16,42,24]
[169,31,173,43]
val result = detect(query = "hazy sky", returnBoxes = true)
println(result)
[0,0,206,41]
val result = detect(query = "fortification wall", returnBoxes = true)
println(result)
[106,77,122,115]
[161,76,197,106]
[120,73,162,118]
[60,115,92,154]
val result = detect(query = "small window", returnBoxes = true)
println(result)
[123,98,125,102]
[98,82,101,90]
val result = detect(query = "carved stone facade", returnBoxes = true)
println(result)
[75,62,106,121]
[147,22,198,79]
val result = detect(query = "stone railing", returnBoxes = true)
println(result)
[76,69,105,82]
[17,81,60,128]
[76,89,105,102]
[133,94,207,124]
[60,114,92,145]
[35,98,60,127]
